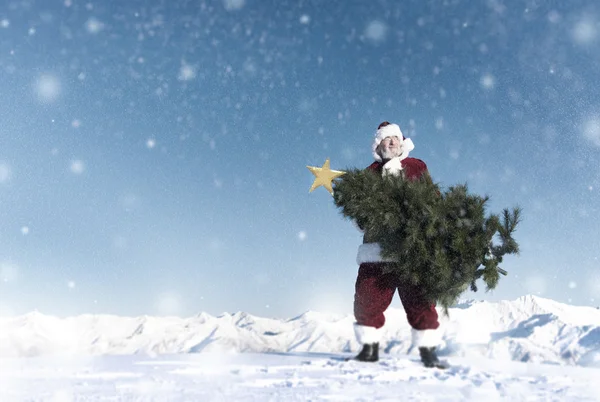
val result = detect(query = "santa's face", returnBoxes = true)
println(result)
[377,135,403,160]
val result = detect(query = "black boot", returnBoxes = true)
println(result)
[418,347,449,369]
[354,343,379,362]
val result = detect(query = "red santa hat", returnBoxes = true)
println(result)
[372,121,415,162]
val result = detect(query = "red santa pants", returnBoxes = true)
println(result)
[354,263,440,330]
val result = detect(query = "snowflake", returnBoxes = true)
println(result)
[480,74,495,90]
[582,117,600,147]
[223,0,245,11]
[0,163,11,183]
[35,74,61,102]
[364,20,388,43]
[572,19,597,45]
[178,64,196,81]
[85,18,104,34]
[70,160,85,174]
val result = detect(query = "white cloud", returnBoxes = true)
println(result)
[364,20,388,43]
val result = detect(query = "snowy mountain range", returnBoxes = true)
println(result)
[2,295,600,368]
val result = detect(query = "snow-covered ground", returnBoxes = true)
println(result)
[2,352,600,401]
[1,295,600,400]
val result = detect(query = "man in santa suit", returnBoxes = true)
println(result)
[352,121,447,368]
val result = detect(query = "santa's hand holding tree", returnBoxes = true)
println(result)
[307,121,520,369]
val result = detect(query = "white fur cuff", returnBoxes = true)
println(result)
[356,243,395,264]
[354,324,381,344]
[411,328,441,348]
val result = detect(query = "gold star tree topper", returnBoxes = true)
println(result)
[307,158,346,195]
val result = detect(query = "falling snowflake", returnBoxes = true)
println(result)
[0,163,11,183]
[298,231,307,241]
[582,117,600,147]
[223,0,245,11]
[21,226,29,235]
[568,281,577,289]
[299,15,311,24]
[35,74,61,102]
[435,117,444,130]
[1,19,9,28]
[67,281,76,289]
[70,160,85,174]
[364,20,388,43]
[85,18,104,34]
[480,74,495,90]
[146,138,156,149]
[71,120,81,128]
[178,64,196,81]
[572,19,597,45]
[547,10,561,24]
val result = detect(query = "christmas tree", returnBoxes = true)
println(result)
[333,168,521,310]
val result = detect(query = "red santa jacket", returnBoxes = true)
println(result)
[366,157,428,181]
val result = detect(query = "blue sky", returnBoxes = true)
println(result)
[0,0,599,318]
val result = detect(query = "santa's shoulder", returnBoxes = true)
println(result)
[402,157,428,169]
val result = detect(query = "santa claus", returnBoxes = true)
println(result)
[352,121,448,369]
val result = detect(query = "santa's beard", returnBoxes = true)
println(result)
[379,145,403,161]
